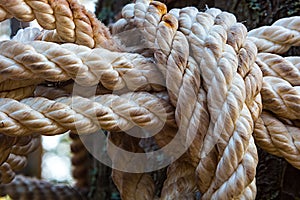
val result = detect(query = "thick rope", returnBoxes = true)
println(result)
[254,111,300,169]
[0,134,40,184]
[256,53,300,86]
[160,155,197,200]
[0,92,176,136]
[261,76,300,120]
[0,0,119,49]
[108,132,155,200]
[112,0,167,56]
[0,175,85,200]
[248,16,300,54]
[0,40,164,91]
[169,7,259,199]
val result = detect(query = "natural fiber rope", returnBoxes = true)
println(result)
[248,16,300,54]
[160,155,197,200]
[254,111,300,169]
[261,76,300,120]
[0,134,40,184]
[0,92,176,137]
[0,40,164,91]
[112,1,262,198]
[169,6,259,199]
[0,175,85,200]
[70,132,90,189]
[0,0,299,199]
[108,132,155,200]
[0,0,119,49]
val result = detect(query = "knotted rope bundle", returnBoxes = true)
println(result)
[0,0,299,199]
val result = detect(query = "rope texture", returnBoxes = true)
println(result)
[0,0,119,49]
[0,175,85,200]
[248,16,300,54]
[0,0,299,199]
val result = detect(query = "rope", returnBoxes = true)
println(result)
[70,132,90,189]
[0,92,176,136]
[261,76,300,120]
[0,0,119,49]
[160,156,197,200]
[0,175,85,200]
[248,16,300,54]
[0,40,164,91]
[256,53,300,86]
[0,134,40,184]
[254,111,300,169]
[0,0,299,199]
[108,132,155,200]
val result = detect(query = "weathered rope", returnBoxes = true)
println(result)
[0,40,164,91]
[254,111,300,169]
[0,175,85,200]
[0,0,119,49]
[248,16,300,54]
[0,92,176,137]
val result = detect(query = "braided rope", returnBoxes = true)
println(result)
[248,16,300,54]
[0,92,175,136]
[0,175,85,199]
[0,0,119,49]
[0,40,164,91]
[254,111,300,169]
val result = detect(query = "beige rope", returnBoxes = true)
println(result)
[0,92,175,136]
[170,7,259,198]
[0,175,84,199]
[0,0,119,49]
[108,133,155,200]
[256,53,300,86]
[0,40,164,91]
[261,76,300,120]
[248,16,300,54]
[160,156,197,200]
[254,111,300,169]
[112,0,167,55]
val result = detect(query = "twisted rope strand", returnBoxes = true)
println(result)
[70,132,90,189]
[261,76,300,120]
[0,92,175,136]
[0,175,85,199]
[0,0,118,49]
[0,40,164,91]
[254,111,300,169]
[160,156,197,200]
[248,16,300,54]
[108,133,155,200]
[256,53,300,86]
